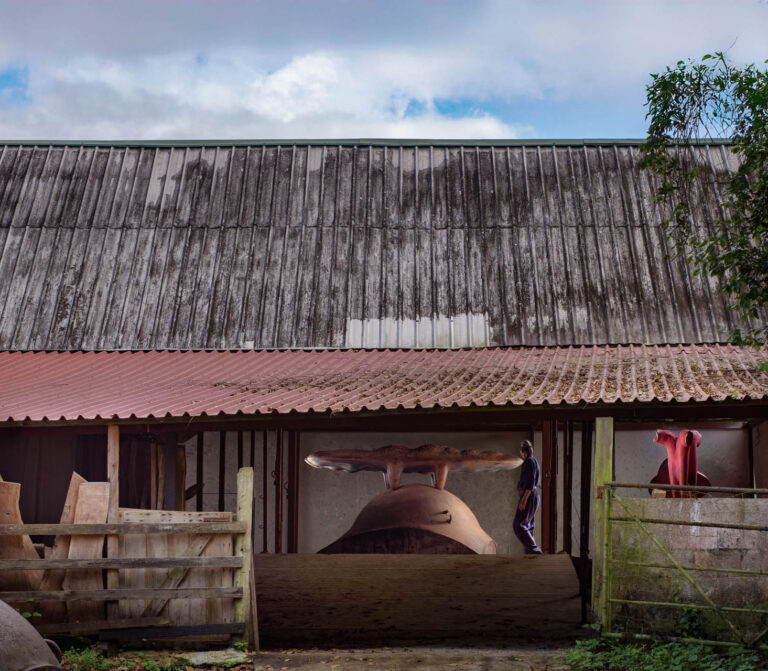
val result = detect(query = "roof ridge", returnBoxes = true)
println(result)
[0,138,734,148]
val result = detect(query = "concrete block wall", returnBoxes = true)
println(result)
[609,498,768,642]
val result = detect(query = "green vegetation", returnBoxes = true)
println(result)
[566,637,765,671]
[640,52,768,347]
[61,645,188,671]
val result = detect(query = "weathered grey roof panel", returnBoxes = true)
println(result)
[0,141,762,350]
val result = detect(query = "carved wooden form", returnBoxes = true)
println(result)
[305,444,523,490]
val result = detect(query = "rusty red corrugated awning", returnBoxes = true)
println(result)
[0,345,766,423]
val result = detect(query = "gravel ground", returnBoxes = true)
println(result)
[250,643,572,671]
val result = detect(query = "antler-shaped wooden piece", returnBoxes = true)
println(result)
[305,444,523,490]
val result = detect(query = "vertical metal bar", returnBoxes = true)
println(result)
[262,430,268,552]
[250,430,256,469]
[274,428,283,554]
[218,431,226,511]
[196,433,204,512]
[564,420,574,555]
[579,420,593,623]
[237,431,244,470]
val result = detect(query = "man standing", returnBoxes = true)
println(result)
[513,440,542,554]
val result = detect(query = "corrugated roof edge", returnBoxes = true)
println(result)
[0,342,754,354]
[0,138,734,148]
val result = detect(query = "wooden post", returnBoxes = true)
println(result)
[175,442,187,511]
[156,443,165,510]
[196,433,204,512]
[579,420,593,623]
[233,467,257,650]
[541,420,557,553]
[106,425,120,620]
[219,432,227,512]
[563,421,574,555]
[150,443,158,510]
[591,416,614,627]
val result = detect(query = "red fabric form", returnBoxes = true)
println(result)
[653,429,703,497]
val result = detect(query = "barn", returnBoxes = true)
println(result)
[0,139,765,647]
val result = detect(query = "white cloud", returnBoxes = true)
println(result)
[0,0,765,139]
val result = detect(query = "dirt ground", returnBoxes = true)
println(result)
[250,643,572,671]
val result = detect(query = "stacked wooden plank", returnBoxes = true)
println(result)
[0,467,255,646]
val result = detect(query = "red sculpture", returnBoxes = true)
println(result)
[653,429,706,497]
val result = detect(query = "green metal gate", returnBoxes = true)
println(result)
[595,482,768,650]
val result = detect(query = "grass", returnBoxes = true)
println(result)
[565,637,766,671]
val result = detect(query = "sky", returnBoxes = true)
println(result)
[0,0,766,141]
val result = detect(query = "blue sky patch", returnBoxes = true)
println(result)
[0,64,30,106]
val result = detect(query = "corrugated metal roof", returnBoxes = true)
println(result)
[0,346,765,422]
[0,142,761,351]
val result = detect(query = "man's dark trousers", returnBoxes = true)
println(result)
[513,487,541,554]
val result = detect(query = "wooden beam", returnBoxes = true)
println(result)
[150,442,158,509]
[563,421,574,555]
[591,416,614,629]
[540,420,557,554]
[218,431,226,511]
[106,425,120,621]
[0,521,246,535]
[262,430,268,553]
[0,586,243,602]
[578,420,593,623]
[233,467,256,649]
[175,442,187,511]
[274,429,283,554]
[0,557,243,570]
[196,433,204,512]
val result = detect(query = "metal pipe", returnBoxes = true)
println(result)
[610,559,768,577]
[602,631,768,652]
[609,598,768,616]
[609,516,768,532]
[605,481,768,496]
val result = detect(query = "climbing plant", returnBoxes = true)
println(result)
[639,52,768,347]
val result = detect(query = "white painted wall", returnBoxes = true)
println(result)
[183,422,751,557]
[298,431,531,554]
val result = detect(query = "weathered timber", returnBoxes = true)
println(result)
[64,481,109,623]
[0,481,43,592]
[36,617,168,635]
[0,143,756,351]
[0,522,246,535]
[38,471,85,621]
[106,425,120,621]
[592,417,613,627]
[99,622,245,641]
[0,586,242,602]
[232,467,254,648]
[0,556,242,570]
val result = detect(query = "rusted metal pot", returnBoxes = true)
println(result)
[0,599,63,671]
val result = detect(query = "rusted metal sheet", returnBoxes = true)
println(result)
[0,141,759,351]
[0,345,765,423]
